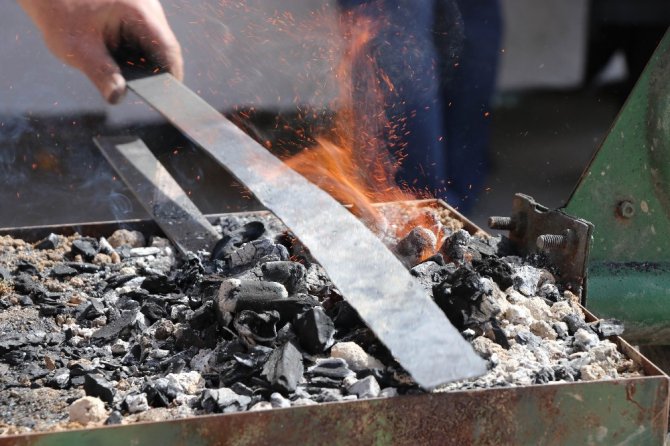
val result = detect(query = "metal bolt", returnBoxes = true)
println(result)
[537,234,567,250]
[488,216,515,231]
[618,200,635,219]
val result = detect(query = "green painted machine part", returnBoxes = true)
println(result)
[565,29,670,344]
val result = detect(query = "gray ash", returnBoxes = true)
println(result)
[0,208,641,435]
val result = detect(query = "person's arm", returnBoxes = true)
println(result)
[18,0,183,104]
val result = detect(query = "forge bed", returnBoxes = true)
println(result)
[0,200,667,446]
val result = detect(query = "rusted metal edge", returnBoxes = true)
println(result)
[0,372,666,446]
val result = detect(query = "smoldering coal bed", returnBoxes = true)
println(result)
[0,201,646,436]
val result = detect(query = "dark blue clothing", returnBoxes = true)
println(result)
[337,0,501,211]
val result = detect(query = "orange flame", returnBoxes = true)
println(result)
[284,11,443,260]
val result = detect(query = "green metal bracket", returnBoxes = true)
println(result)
[565,29,670,343]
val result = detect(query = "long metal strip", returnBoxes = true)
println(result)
[126,73,486,388]
[94,135,220,255]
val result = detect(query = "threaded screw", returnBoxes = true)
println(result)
[488,216,515,230]
[536,234,567,250]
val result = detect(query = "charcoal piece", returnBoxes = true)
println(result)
[590,319,625,338]
[473,257,514,290]
[91,309,140,343]
[294,307,335,354]
[276,323,297,344]
[329,300,363,330]
[174,326,205,350]
[2,350,27,366]
[50,264,78,279]
[270,392,291,408]
[394,227,437,268]
[225,238,288,271]
[35,233,60,250]
[218,361,254,387]
[143,382,171,407]
[533,367,556,384]
[433,267,490,330]
[71,239,99,261]
[15,260,40,276]
[189,301,216,330]
[230,382,254,396]
[233,345,273,369]
[425,253,445,265]
[211,221,266,261]
[234,310,281,345]
[80,298,105,320]
[12,273,47,301]
[468,236,499,258]
[489,319,510,349]
[46,368,70,389]
[142,274,179,294]
[18,295,33,306]
[441,229,471,264]
[553,365,580,382]
[261,261,307,294]
[307,376,343,388]
[217,279,289,325]
[261,341,304,394]
[563,314,592,336]
[141,300,167,322]
[410,261,455,292]
[105,274,137,290]
[515,331,541,349]
[105,411,124,425]
[64,262,101,273]
[307,358,355,379]
[69,360,96,377]
[84,373,115,404]
[200,388,252,413]
[237,294,318,323]
[312,388,344,403]
[538,283,562,303]
[553,323,569,340]
[346,375,380,398]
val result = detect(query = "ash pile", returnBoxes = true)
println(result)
[0,206,640,434]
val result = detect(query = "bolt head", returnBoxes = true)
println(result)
[618,201,635,219]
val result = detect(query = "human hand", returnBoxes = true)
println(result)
[18,0,183,104]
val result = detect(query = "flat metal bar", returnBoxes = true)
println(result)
[94,136,220,255]
[126,73,487,388]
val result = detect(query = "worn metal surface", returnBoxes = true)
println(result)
[565,30,670,342]
[489,194,593,295]
[124,73,486,388]
[94,136,220,255]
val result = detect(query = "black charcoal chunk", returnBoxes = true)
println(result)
[64,262,101,273]
[307,358,355,379]
[46,368,70,389]
[563,313,592,336]
[261,261,307,294]
[515,331,541,349]
[141,274,179,294]
[71,239,99,261]
[211,221,265,261]
[50,264,78,278]
[410,261,455,292]
[329,300,363,330]
[442,229,471,264]
[91,309,140,343]
[468,236,499,258]
[225,238,288,271]
[590,319,624,338]
[230,382,254,397]
[105,411,124,425]
[234,310,281,345]
[80,298,106,320]
[143,382,171,407]
[141,300,167,323]
[12,273,47,301]
[473,257,514,290]
[84,373,115,403]
[237,294,318,323]
[189,301,216,330]
[200,388,251,413]
[294,307,335,354]
[233,345,273,369]
[261,341,303,394]
[35,233,60,250]
[15,260,40,276]
[533,367,556,384]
